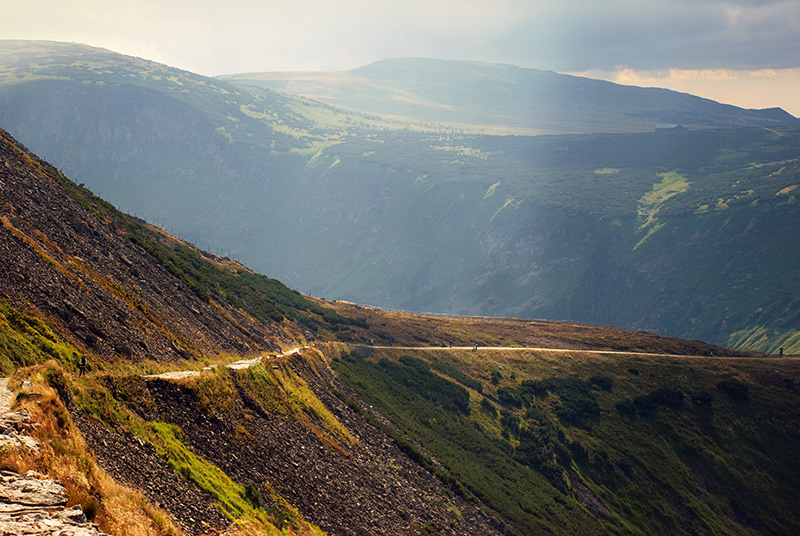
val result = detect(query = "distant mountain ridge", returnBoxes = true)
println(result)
[219,57,798,134]
[1,41,799,354]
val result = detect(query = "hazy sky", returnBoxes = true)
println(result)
[3,0,799,115]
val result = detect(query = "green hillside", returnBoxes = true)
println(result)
[1,41,799,353]
[330,344,800,535]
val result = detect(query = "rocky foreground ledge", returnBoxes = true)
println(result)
[0,469,110,536]
[0,400,110,536]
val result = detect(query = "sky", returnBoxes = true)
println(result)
[2,0,799,115]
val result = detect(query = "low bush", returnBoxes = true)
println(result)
[431,361,483,392]
[378,356,471,414]
[615,399,637,416]
[717,379,749,401]
[633,386,684,411]
[588,375,613,391]
[691,391,713,405]
[497,386,523,408]
[481,397,498,415]
[523,377,600,424]
[618,386,685,417]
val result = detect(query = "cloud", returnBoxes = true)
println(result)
[1,0,799,76]
[750,69,778,77]
[571,66,800,117]
[500,0,800,71]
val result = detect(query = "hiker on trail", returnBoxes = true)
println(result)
[473,342,478,351]
[78,355,87,376]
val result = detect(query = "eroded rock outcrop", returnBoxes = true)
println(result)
[0,470,111,536]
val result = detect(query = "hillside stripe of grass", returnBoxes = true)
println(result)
[0,298,83,374]
[149,421,287,534]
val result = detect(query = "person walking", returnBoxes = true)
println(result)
[78,355,87,377]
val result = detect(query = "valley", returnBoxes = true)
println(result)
[1,41,799,353]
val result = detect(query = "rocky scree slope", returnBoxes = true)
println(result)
[0,126,307,366]
[70,348,505,536]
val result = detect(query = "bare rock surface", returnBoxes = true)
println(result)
[0,382,111,536]
[0,407,41,453]
[0,471,67,507]
[71,410,230,536]
[0,470,111,535]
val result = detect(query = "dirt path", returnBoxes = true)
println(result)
[0,378,12,415]
[143,346,307,380]
[364,345,781,359]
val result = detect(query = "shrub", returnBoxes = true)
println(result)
[481,397,498,415]
[378,356,471,414]
[431,361,483,392]
[615,399,637,416]
[497,386,523,408]
[651,386,684,408]
[418,521,443,536]
[499,410,521,436]
[633,386,684,411]
[522,377,600,424]
[569,440,589,459]
[243,483,265,509]
[588,375,613,391]
[691,391,713,405]
[717,379,749,401]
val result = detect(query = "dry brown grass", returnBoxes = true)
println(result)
[319,299,758,357]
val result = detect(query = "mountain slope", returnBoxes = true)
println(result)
[272,128,800,353]
[0,129,291,365]
[326,338,800,536]
[0,40,393,252]
[220,57,798,135]
[1,126,799,536]
[0,127,507,535]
